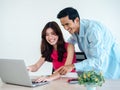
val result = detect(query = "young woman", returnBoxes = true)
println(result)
[27,21,76,82]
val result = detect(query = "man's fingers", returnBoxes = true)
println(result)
[54,66,68,75]
[58,67,67,75]
[60,70,67,75]
[53,66,63,73]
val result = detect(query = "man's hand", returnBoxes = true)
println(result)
[54,64,75,75]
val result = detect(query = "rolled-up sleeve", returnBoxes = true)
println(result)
[74,28,107,72]
[67,35,77,45]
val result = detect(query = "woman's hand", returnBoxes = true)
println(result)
[34,76,52,82]
[27,65,38,72]
[34,72,61,82]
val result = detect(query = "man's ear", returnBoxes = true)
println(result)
[74,17,79,24]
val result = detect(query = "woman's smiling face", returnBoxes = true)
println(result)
[45,28,59,47]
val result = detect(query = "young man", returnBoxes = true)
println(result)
[56,7,120,79]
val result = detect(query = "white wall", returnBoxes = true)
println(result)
[0,0,120,75]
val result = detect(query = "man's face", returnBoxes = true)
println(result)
[60,16,79,34]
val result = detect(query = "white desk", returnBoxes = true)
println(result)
[0,77,120,90]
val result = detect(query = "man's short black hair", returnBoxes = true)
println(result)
[57,7,80,21]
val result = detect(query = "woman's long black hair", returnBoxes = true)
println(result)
[41,21,66,62]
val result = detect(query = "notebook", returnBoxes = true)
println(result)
[67,71,83,84]
[0,59,49,87]
[67,52,86,84]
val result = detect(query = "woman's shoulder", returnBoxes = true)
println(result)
[65,42,73,48]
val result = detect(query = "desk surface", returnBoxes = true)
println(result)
[0,77,120,90]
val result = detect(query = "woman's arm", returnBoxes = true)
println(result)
[65,43,75,65]
[27,57,45,72]
[54,43,76,75]
[34,72,61,82]
[34,43,76,82]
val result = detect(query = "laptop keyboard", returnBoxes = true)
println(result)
[32,81,49,86]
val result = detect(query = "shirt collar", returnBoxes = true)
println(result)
[79,20,85,37]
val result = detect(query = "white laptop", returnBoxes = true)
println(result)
[0,59,49,87]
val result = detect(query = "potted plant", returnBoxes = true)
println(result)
[78,70,105,90]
